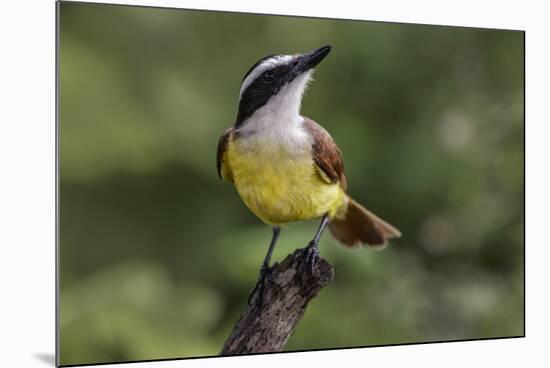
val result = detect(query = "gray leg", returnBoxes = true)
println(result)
[261,226,281,271]
[311,214,330,246]
[248,226,281,308]
[304,214,330,275]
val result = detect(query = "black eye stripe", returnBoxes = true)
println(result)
[241,54,276,82]
[236,59,296,126]
[263,70,275,81]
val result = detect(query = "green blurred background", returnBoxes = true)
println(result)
[58,2,524,366]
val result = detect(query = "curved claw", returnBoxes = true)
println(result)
[247,281,260,307]
[300,241,320,286]
[305,242,319,274]
[247,266,281,310]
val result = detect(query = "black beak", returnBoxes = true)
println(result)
[294,45,332,74]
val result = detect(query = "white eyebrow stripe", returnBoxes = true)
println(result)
[239,55,294,98]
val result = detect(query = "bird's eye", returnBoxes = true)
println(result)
[263,70,275,81]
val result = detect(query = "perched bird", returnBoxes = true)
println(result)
[217,46,401,300]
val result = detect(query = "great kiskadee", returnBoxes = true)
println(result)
[217,45,401,298]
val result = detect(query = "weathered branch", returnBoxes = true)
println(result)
[220,247,334,355]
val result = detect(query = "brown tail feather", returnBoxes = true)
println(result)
[329,196,401,248]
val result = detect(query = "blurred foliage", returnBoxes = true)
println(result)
[59,2,524,366]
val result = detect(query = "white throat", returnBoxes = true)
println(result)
[237,71,313,137]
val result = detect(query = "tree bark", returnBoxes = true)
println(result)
[220,247,334,355]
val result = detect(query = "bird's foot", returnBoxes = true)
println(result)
[247,265,280,311]
[300,240,320,286]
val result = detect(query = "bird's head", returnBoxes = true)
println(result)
[235,45,332,127]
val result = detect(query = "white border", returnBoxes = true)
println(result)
[1,1,548,367]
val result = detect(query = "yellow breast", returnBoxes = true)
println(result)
[226,137,345,225]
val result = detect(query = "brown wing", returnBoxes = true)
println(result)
[303,116,348,191]
[216,127,234,182]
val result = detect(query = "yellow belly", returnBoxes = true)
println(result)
[227,139,346,225]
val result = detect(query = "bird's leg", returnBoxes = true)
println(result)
[248,226,281,309]
[303,214,330,278]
